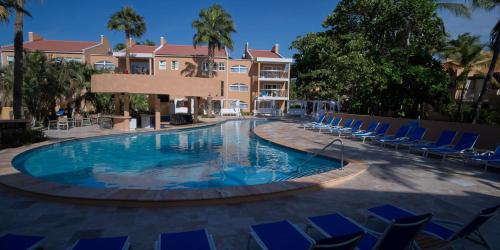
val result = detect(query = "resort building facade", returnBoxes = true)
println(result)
[1,32,292,129]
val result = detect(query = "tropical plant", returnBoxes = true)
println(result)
[113,42,125,52]
[436,0,471,17]
[107,6,146,73]
[192,4,235,78]
[12,0,29,119]
[0,65,13,106]
[137,39,155,46]
[292,0,451,118]
[129,94,149,112]
[471,0,500,123]
[442,33,487,121]
[0,0,30,23]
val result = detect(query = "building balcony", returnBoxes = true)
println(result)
[259,70,289,81]
[258,89,288,100]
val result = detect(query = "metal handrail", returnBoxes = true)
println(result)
[297,138,344,172]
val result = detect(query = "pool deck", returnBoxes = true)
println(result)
[0,119,499,249]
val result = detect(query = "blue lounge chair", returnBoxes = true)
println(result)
[307,212,432,250]
[468,145,500,171]
[336,120,363,136]
[350,121,379,137]
[70,236,129,250]
[302,114,326,129]
[386,127,427,150]
[311,116,335,131]
[248,220,365,250]
[408,129,457,155]
[328,118,353,134]
[248,220,313,250]
[367,204,500,249]
[156,229,216,250]
[353,123,390,143]
[373,125,410,146]
[323,117,342,132]
[425,132,479,160]
[0,234,45,250]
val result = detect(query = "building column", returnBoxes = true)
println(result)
[193,97,199,122]
[123,93,130,117]
[114,93,121,115]
[187,97,192,114]
[149,58,153,75]
[154,94,161,130]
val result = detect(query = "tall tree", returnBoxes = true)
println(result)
[12,0,26,119]
[192,4,235,78]
[471,0,500,123]
[113,42,125,52]
[443,33,487,121]
[107,7,146,74]
[436,0,471,17]
[0,0,30,23]
[137,39,155,46]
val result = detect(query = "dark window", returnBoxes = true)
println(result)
[159,95,169,102]
[221,81,224,96]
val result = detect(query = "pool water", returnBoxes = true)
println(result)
[12,120,341,190]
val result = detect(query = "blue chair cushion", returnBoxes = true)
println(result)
[159,229,212,250]
[72,236,128,250]
[368,205,454,240]
[357,232,378,250]
[308,213,364,237]
[0,234,45,250]
[251,220,312,250]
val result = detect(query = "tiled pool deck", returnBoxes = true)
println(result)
[0,119,499,249]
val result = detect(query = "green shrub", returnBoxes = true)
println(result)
[241,111,253,116]
[201,114,216,118]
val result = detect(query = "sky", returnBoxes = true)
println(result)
[0,0,498,58]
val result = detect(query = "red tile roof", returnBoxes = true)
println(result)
[248,49,281,58]
[155,44,227,57]
[2,40,98,53]
[122,44,157,54]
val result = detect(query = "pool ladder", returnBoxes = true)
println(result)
[297,138,344,173]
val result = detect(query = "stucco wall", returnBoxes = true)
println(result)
[332,113,500,150]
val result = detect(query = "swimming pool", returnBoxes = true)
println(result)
[12,120,341,190]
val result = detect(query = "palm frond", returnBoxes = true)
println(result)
[436,2,471,18]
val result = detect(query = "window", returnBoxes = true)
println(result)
[159,60,167,70]
[94,61,115,71]
[217,62,225,71]
[203,62,225,71]
[171,61,179,70]
[221,81,224,97]
[264,83,280,89]
[64,58,82,63]
[231,65,248,73]
[230,100,248,109]
[6,56,14,65]
[229,83,249,92]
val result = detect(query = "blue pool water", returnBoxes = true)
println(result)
[12,120,341,190]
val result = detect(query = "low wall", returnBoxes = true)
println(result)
[331,113,500,150]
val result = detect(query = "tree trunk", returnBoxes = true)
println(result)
[208,44,214,78]
[125,32,131,74]
[12,0,24,119]
[472,34,499,124]
[455,73,469,122]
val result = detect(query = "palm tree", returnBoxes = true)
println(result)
[436,1,471,17]
[443,33,488,121]
[471,0,500,123]
[12,0,26,119]
[107,7,146,74]
[0,0,30,23]
[192,4,235,78]
[138,39,155,46]
[113,42,125,52]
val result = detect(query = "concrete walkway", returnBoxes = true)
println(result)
[1,120,499,250]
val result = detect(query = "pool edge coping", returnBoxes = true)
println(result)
[0,120,369,207]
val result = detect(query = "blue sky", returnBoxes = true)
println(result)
[0,0,498,58]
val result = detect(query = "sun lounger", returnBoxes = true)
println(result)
[327,118,353,134]
[425,132,479,160]
[353,123,390,143]
[373,125,410,146]
[408,129,457,155]
[310,116,334,131]
[156,229,216,250]
[468,145,500,172]
[336,120,363,136]
[350,121,379,137]
[70,236,129,250]
[248,220,364,250]
[307,212,432,250]
[301,114,326,129]
[385,127,427,150]
[366,204,500,249]
[0,234,45,250]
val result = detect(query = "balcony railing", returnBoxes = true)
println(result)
[259,70,288,79]
[259,89,288,98]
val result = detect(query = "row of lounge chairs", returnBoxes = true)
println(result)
[301,115,500,171]
[4,204,497,250]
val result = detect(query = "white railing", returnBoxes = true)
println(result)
[260,89,288,98]
[259,70,288,79]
